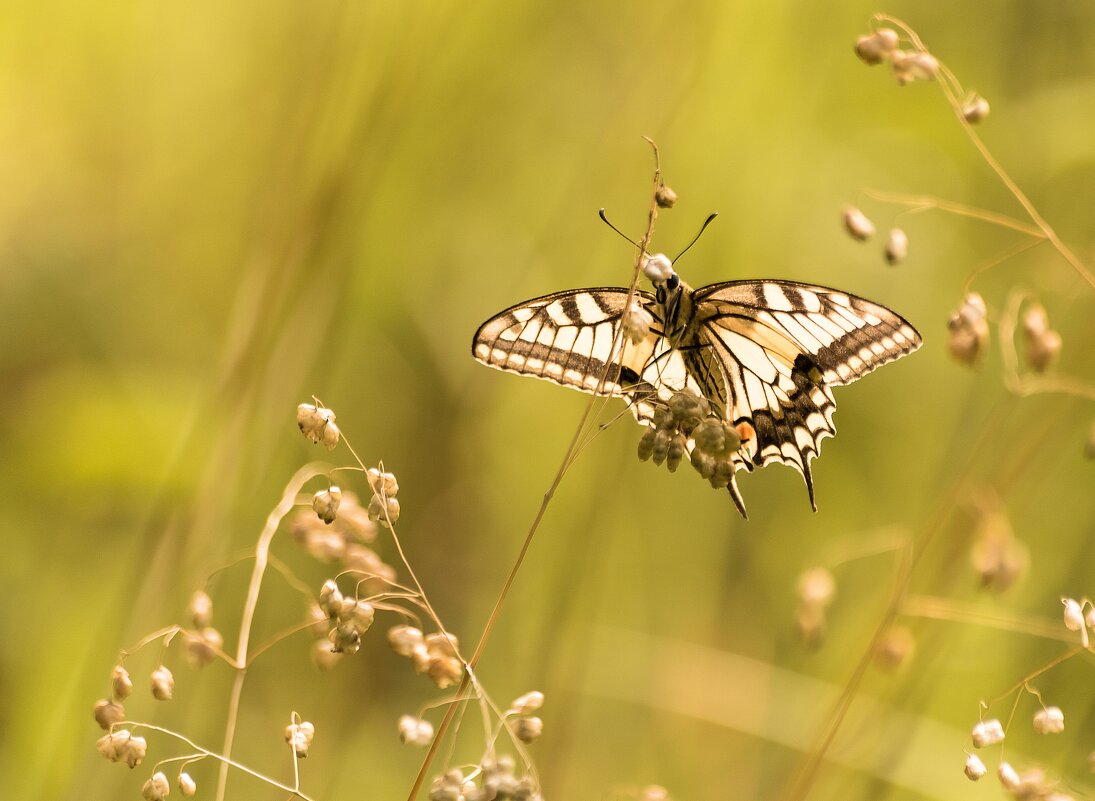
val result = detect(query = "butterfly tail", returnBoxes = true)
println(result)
[726,476,749,520]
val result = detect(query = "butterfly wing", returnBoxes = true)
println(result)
[471,287,704,422]
[692,279,922,512]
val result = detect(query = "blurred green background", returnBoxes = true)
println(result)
[4,2,1095,800]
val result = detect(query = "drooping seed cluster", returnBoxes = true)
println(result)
[637,390,753,491]
[387,624,464,689]
[794,567,836,647]
[960,596,1095,798]
[947,293,989,365]
[429,755,542,801]
[841,205,909,267]
[297,403,341,449]
[1021,303,1062,373]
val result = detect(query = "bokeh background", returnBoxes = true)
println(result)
[4,2,1095,800]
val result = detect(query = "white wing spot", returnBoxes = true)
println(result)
[576,293,605,324]
[763,284,795,312]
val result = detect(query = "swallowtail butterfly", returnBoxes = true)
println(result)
[472,268,921,517]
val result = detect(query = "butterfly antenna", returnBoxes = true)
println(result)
[673,212,719,262]
[598,208,642,249]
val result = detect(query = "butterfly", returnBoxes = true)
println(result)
[471,262,921,518]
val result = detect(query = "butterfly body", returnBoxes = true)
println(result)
[472,275,921,518]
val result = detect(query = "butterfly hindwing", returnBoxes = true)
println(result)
[692,280,921,509]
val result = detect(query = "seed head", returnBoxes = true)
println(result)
[112,666,133,701]
[637,428,656,461]
[998,761,1020,791]
[1033,706,1064,734]
[884,228,908,265]
[94,698,126,730]
[367,494,401,528]
[141,771,170,800]
[297,403,339,449]
[318,579,344,619]
[398,714,435,747]
[513,715,544,743]
[388,625,425,657]
[1023,303,1062,372]
[854,27,900,65]
[842,205,876,241]
[184,627,223,668]
[427,655,463,688]
[509,690,545,714]
[150,665,175,701]
[797,567,836,607]
[971,718,1005,748]
[1062,597,1085,632]
[891,50,939,84]
[970,511,1028,592]
[874,625,916,671]
[97,730,132,761]
[188,590,213,628]
[641,253,674,286]
[312,486,342,525]
[178,773,196,797]
[622,300,654,345]
[947,293,989,366]
[962,94,991,123]
[965,753,987,781]
[285,720,315,758]
[655,183,678,208]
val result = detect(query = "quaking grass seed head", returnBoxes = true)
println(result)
[842,205,875,241]
[141,771,170,801]
[112,665,133,701]
[188,590,213,628]
[964,753,987,781]
[854,27,899,65]
[150,665,174,701]
[178,772,197,797]
[312,486,342,525]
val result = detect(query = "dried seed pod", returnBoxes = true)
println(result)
[641,253,674,285]
[971,718,1005,748]
[1033,706,1064,734]
[112,665,133,701]
[655,183,678,208]
[842,205,875,241]
[964,753,987,781]
[622,300,654,345]
[312,486,342,525]
[178,773,197,797]
[94,698,126,730]
[962,94,991,123]
[141,772,170,801]
[884,228,908,265]
[150,665,175,701]
[188,590,213,628]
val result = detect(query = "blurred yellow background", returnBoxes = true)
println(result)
[4,2,1095,800]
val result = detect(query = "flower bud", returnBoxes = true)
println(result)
[842,205,875,241]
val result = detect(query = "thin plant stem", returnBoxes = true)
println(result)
[215,464,324,801]
[405,138,667,801]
